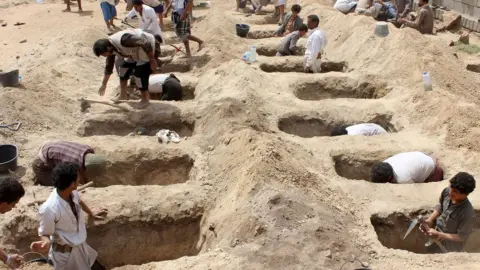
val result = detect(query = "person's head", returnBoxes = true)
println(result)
[370,162,394,183]
[52,162,80,193]
[330,125,349,136]
[291,4,301,16]
[307,14,320,30]
[133,0,143,12]
[93,39,114,57]
[84,154,107,180]
[449,172,476,202]
[419,0,428,7]
[298,24,309,37]
[0,177,25,214]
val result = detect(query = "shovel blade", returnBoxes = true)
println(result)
[403,218,418,240]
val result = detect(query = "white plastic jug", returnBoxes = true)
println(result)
[422,72,432,91]
[249,46,257,62]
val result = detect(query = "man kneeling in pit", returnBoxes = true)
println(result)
[31,163,108,270]
[370,151,444,184]
[276,24,308,57]
[148,74,183,101]
[420,172,476,253]
[330,123,387,136]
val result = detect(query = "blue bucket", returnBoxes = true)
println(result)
[236,24,250,38]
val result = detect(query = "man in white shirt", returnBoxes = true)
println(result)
[148,74,183,101]
[30,163,108,270]
[304,15,328,73]
[165,0,204,57]
[0,177,25,269]
[330,123,387,136]
[370,151,444,184]
[143,0,166,30]
[125,0,163,46]
[334,0,357,14]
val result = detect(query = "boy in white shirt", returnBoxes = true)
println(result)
[31,163,108,270]
[370,151,444,184]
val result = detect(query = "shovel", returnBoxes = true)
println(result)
[403,215,448,253]
[0,121,21,131]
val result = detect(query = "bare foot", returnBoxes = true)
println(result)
[78,9,83,12]
[136,99,150,109]
[198,42,205,52]
[63,8,71,12]
[111,95,128,104]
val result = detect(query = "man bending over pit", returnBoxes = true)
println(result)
[330,123,387,136]
[0,177,25,269]
[32,141,106,186]
[31,163,108,270]
[148,74,183,101]
[94,29,160,107]
[420,172,476,253]
[370,151,443,184]
[276,24,308,56]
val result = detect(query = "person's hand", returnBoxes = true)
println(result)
[90,207,108,220]
[398,18,406,24]
[150,59,158,71]
[424,228,440,238]
[30,239,51,253]
[5,254,24,269]
[180,11,188,20]
[98,84,106,96]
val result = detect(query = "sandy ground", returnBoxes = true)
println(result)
[1,0,480,269]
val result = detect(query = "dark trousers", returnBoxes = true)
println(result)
[91,260,106,270]
[134,62,152,91]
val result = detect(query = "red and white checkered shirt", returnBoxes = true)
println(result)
[38,141,94,168]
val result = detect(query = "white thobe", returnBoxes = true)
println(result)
[334,0,357,13]
[126,5,163,38]
[304,28,328,73]
[38,190,97,270]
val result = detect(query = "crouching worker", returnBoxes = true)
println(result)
[370,151,443,184]
[276,24,308,56]
[330,123,387,136]
[31,163,108,270]
[32,141,106,186]
[421,172,476,253]
[94,29,160,107]
[148,74,183,101]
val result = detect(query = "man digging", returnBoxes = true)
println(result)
[94,29,160,107]
[32,141,106,187]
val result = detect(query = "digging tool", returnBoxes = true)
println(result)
[78,97,130,112]
[403,215,448,253]
[0,121,21,131]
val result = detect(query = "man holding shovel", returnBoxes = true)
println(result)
[93,29,160,107]
[420,172,476,253]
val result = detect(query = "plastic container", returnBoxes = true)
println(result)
[235,24,250,38]
[0,144,18,173]
[422,72,433,91]
[249,46,257,62]
[242,51,251,62]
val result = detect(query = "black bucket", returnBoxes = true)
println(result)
[0,145,18,173]
[0,70,19,87]
[236,24,250,38]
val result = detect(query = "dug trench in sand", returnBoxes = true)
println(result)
[3,0,480,269]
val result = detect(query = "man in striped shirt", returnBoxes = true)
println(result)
[32,141,106,186]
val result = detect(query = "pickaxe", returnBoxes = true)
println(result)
[403,215,448,253]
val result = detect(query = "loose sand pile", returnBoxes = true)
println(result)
[1,0,480,269]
